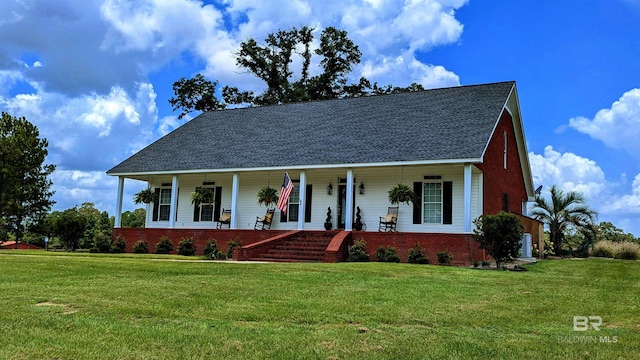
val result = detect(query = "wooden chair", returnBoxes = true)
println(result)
[216,209,231,229]
[378,206,399,232]
[254,208,275,230]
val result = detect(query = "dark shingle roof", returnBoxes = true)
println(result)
[107,81,515,175]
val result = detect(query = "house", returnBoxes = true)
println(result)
[107,81,542,264]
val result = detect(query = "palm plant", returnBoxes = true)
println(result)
[530,185,597,255]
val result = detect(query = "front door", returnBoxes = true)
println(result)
[337,183,355,229]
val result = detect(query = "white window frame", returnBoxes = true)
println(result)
[158,187,172,221]
[196,186,215,222]
[423,177,443,224]
[288,184,300,221]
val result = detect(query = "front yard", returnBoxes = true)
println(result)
[0,252,637,359]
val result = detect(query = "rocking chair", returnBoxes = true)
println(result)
[378,206,399,232]
[216,209,231,229]
[254,208,275,230]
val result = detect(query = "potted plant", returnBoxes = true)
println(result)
[324,207,333,230]
[191,187,214,204]
[257,186,279,207]
[133,187,158,204]
[388,183,419,205]
[353,206,364,231]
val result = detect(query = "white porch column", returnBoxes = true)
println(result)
[169,175,179,228]
[114,176,124,228]
[345,169,354,231]
[464,164,472,233]
[297,171,306,230]
[230,172,239,229]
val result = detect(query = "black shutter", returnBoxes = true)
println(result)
[502,192,509,212]
[305,184,312,222]
[443,181,452,225]
[413,181,422,224]
[280,210,288,222]
[213,186,222,221]
[193,201,200,222]
[152,188,160,221]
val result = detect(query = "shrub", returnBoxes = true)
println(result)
[133,240,149,254]
[615,242,640,260]
[591,241,615,258]
[407,243,429,264]
[109,235,126,253]
[93,232,111,253]
[177,237,197,256]
[437,250,453,265]
[472,212,523,268]
[155,236,174,254]
[349,239,370,262]
[376,246,400,263]
[227,238,242,259]
[590,240,640,260]
[204,238,226,259]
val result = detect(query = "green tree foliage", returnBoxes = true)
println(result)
[169,26,425,118]
[0,112,55,246]
[530,185,597,255]
[597,221,638,243]
[473,211,524,268]
[121,208,146,228]
[51,207,86,251]
[168,74,226,119]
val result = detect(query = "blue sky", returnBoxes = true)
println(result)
[1,0,640,235]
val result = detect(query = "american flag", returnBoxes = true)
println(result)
[276,172,294,213]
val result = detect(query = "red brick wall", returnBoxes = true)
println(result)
[353,232,484,266]
[476,110,528,215]
[112,228,485,265]
[113,228,289,255]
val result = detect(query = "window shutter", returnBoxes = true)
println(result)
[502,192,509,212]
[443,181,452,225]
[152,188,160,221]
[413,181,422,224]
[213,186,222,221]
[193,200,200,222]
[305,184,312,222]
[280,210,288,222]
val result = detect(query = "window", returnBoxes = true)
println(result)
[422,181,443,224]
[287,185,300,222]
[195,187,215,222]
[158,188,172,221]
[503,131,508,169]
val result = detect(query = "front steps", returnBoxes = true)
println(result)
[248,231,335,262]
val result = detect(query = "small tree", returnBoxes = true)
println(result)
[472,212,524,268]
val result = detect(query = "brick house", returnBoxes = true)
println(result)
[107,81,541,265]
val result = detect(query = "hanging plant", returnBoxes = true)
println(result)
[257,186,279,207]
[191,187,214,204]
[388,183,419,205]
[133,187,158,204]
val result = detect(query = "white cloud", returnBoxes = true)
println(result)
[529,146,640,235]
[528,145,606,201]
[569,88,640,157]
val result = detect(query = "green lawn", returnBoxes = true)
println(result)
[0,251,638,359]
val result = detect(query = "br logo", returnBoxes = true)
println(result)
[573,316,602,331]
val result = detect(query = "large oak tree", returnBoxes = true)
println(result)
[170,26,424,118]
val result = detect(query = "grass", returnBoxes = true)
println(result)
[0,251,638,359]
